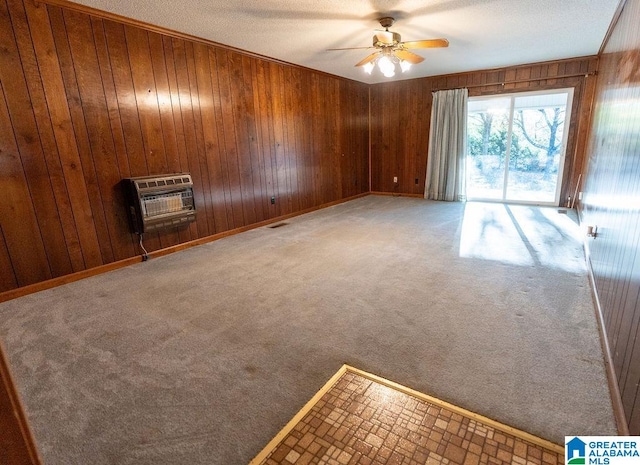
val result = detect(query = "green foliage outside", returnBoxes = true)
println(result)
[466,107,565,200]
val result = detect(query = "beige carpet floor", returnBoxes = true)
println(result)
[0,196,616,464]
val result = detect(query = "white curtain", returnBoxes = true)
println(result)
[424,88,468,201]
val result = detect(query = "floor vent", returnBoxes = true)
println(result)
[268,222,289,229]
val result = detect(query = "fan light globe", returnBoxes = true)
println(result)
[363,61,375,75]
[400,60,411,72]
[377,55,394,76]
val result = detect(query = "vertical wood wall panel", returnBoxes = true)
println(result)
[1,0,69,279]
[251,59,277,219]
[30,3,106,271]
[370,57,597,200]
[210,46,235,231]
[0,226,17,292]
[229,52,258,225]
[268,62,290,217]
[146,32,183,248]
[16,0,88,273]
[169,39,209,238]
[283,67,302,214]
[192,42,224,235]
[123,25,169,252]
[582,0,640,434]
[49,7,116,264]
[161,36,196,245]
[214,47,245,229]
[0,0,369,292]
[64,9,135,262]
[0,79,51,286]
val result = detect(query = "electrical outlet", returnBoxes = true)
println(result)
[271,196,275,204]
[393,176,398,183]
[415,178,419,185]
[578,192,583,200]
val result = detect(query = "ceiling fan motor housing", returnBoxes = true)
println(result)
[378,17,395,28]
[373,31,401,47]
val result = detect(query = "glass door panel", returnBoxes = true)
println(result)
[506,92,569,203]
[466,97,511,200]
[466,89,573,206]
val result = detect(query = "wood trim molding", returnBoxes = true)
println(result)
[584,248,630,435]
[37,0,363,85]
[371,55,598,89]
[346,365,565,453]
[0,193,370,303]
[0,341,42,465]
[369,191,424,198]
[435,71,596,91]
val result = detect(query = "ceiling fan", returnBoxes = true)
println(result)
[328,17,449,77]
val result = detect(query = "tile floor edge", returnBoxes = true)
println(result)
[249,364,565,464]
[343,365,565,455]
[249,365,350,464]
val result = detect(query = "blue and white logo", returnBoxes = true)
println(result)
[565,437,640,465]
[567,437,587,464]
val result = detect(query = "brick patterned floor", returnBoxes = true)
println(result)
[255,370,563,465]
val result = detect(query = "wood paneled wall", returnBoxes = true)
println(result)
[370,57,598,200]
[0,0,369,293]
[582,0,640,434]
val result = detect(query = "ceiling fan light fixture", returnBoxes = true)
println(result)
[382,68,395,78]
[363,61,375,75]
[377,55,395,77]
[339,16,446,79]
[361,54,408,78]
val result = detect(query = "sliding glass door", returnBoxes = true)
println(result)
[466,89,573,205]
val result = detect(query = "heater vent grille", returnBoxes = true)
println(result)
[123,173,196,234]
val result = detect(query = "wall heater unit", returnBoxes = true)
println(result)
[123,174,196,234]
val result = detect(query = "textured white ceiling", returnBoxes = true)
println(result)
[71,0,620,84]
